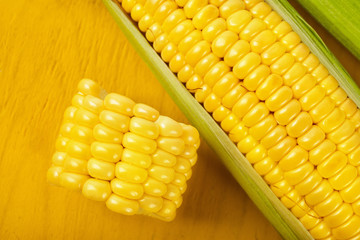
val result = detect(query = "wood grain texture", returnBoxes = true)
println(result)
[0,0,358,240]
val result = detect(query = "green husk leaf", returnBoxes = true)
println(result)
[103,0,360,239]
[294,0,360,61]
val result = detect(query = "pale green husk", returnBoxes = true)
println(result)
[295,0,360,61]
[102,0,360,239]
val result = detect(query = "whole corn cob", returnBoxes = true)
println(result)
[105,0,360,239]
[47,79,200,221]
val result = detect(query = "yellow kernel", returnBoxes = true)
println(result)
[264,11,281,29]
[286,112,313,138]
[340,98,357,118]
[175,0,189,7]
[183,0,208,18]
[162,9,186,33]
[130,117,159,140]
[204,93,222,113]
[153,1,177,24]
[254,157,275,176]
[320,75,339,95]
[264,166,283,184]
[318,107,345,133]
[297,125,325,152]
[302,53,320,72]
[174,157,191,173]
[144,0,165,15]
[87,158,115,180]
[169,53,186,73]
[324,203,353,228]
[195,84,212,103]
[246,144,267,164]
[273,21,292,39]
[281,31,301,51]
[309,139,336,166]
[168,20,194,45]
[283,63,307,86]
[66,140,91,159]
[55,136,70,152]
[63,156,88,175]
[82,95,104,114]
[210,0,226,6]
[329,165,357,191]
[163,184,181,201]
[213,72,239,98]
[234,52,261,79]
[139,194,163,213]
[122,0,137,13]
[192,4,219,29]
[233,92,259,119]
[244,0,262,9]
[60,123,74,139]
[123,132,157,154]
[240,18,267,41]
[278,145,308,171]
[237,135,258,154]
[91,142,123,163]
[52,152,66,166]
[268,136,297,162]
[202,18,227,42]
[59,172,89,191]
[75,108,99,128]
[274,99,301,126]
[224,40,250,67]
[309,96,335,123]
[305,180,333,206]
[174,196,183,207]
[250,2,272,19]
[144,177,168,197]
[281,190,301,208]
[106,194,139,215]
[317,151,347,178]
[242,102,269,127]
[185,40,211,67]
[222,83,247,108]
[330,87,348,106]
[332,215,360,240]
[93,124,123,144]
[157,136,185,155]
[63,106,77,122]
[299,85,326,111]
[291,199,311,218]
[265,86,293,112]
[46,166,64,185]
[328,119,355,144]
[130,4,146,22]
[299,211,321,230]
[153,33,169,52]
[111,178,144,200]
[121,148,151,169]
[229,122,248,143]
[180,124,200,147]
[311,64,329,82]
[133,103,159,122]
[220,0,245,19]
[179,145,197,159]
[77,79,101,97]
[243,65,270,91]
[212,105,231,122]
[154,200,177,222]
[261,42,286,66]
[338,132,360,154]
[149,165,175,184]
[227,10,252,34]
[146,23,162,43]
[309,222,331,239]
[290,43,310,62]
[161,42,178,63]
[156,116,183,138]
[249,114,277,140]
[340,177,360,203]
[82,179,111,202]
[178,64,194,83]
[261,125,287,149]
[353,199,360,216]
[138,14,154,32]
[270,53,295,75]
[204,61,230,87]
[350,110,360,128]
[221,113,240,132]
[69,125,93,144]
[295,170,322,196]
[99,110,130,133]
[115,162,148,184]
[212,31,238,58]
[256,74,283,101]
[251,30,276,53]
[194,53,220,77]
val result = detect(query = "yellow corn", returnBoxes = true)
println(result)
[47,79,200,221]
[115,0,360,238]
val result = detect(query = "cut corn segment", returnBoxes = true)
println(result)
[47,79,200,221]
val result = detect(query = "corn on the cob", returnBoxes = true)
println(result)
[47,79,200,221]
[108,0,360,238]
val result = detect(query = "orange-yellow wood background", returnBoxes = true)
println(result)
[1,1,359,239]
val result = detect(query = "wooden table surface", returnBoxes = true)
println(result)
[1,1,359,239]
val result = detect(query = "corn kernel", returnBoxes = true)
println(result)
[180,124,200,146]
[290,43,310,62]
[340,98,357,118]
[240,18,267,41]
[309,139,336,165]
[194,53,219,77]
[273,21,292,39]
[281,31,301,51]
[139,194,163,213]
[192,4,219,30]
[115,162,148,183]
[168,20,194,45]
[99,110,130,133]
[156,116,183,138]
[328,119,355,144]
[183,0,208,18]
[312,64,329,82]
[138,14,155,32]
[295,170,322,196]
[299,211,321,230]
[47,166,64,185]
[111,178,144,200]
[268,136,296,161]
[204,61,230,87]
[221,113,240,132]
[227,10,252,34]
[186,40,211,67]
[93,123,123,144]
[338,132,360,154]
[233,92,259,119]
[82,179,112,201]
[318,108,345,133]
[59,172,89,191]
[246,144,267,164]
[178,64,195,83]
[63,106,77,122]
[264,11,281,29]
[131,4,146,22]
[91,141,123,163]
[340,177,360,203]
[77,79,101,97]
[254,157,275,176]
[329,165,357,191]
[122,0,137,13]
[229,122,249,142]
[237,135,258,154]
[153,1,177,24]
[243,64,270,91]
[299,85,326,111]
[281,189,301,208]
[162,9,186,33]
[283,63,307,86]
[256,74,283,101]
[332,215,360,240]
[244,0,262,9]
[261,125,287,149]
[106,194,139,215]
[202,18,227,42]
[274,99,301,126]
[309,222,331,239]
[297,125,325,151]
[242,102,269,127]
[66,140,91,159]
[161,42,178,62]
[213,105,231,122]
[270,53,295,75]
[222,83,247,108]
[63,156,88,175]
[249,114,277,140]
[52,152,66,166]
[250,2,271,19]
[265,86,293,112]
[324,203,353,228]
[220,0,245,19]
[320,75,339,95]
[143,177,168,197]
[302,54,320,72]
[212,31,238,58]
[264,166,283,184]
[169,53,186,73]
[305,180,333,206]
[123,132,157,154]
[163,184,181,201]
[348,146,360,166]
[83,95,104,115]
[75,108,99,128]
[148,164,175,184]
[286,112,313,138]
[284,162,314,186]
[278,145,308,171]
[87,158,115,180]
[309,96,335,123]
[251,30,276,53]
[153,33,169,52]
[261,42,286,66]
[204,93,221,113]
[213,72,239,98]
[154,199,176,221]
